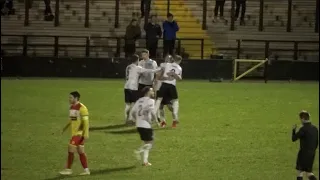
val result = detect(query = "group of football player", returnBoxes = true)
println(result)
[124,49,182,166]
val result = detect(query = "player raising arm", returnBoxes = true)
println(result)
[155,55,182,128]
[124,54,162,124]
[131,86,157,166]
[59,91,90,176]
[292,111,318,180]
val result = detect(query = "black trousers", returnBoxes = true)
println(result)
[44,0,52,14]
[124,43,136,58]
[214,0,225,17]
[235,0,246,20]
[140,0,151,17]
[163,40,175,57]
[146,40,158,58]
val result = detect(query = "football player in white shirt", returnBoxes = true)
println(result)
[138,49,158,93]
[131,86,157,166]
[154,55,174,125]
[124,54,161,124]
[155,55,182,128]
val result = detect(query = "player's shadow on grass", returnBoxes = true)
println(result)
[44,165,136,180]
[106,127,166,135]
[89,124,127,131]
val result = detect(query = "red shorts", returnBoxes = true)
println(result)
[69,136,85,146]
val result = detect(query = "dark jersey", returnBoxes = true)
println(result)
[292,122,318,151]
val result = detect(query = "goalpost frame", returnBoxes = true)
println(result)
[232,58,269,82]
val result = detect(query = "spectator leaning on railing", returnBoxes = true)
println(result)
[144,15,162,59]
[124,19,141,58]
[162,13,179,57]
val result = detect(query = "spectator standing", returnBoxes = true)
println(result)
[162,13,179,57]
[124,19,141,58]
[144,15,162,59]
[235,0,247,25]
[44,0,54,21]
[1,0,15,16]
[140,0,151,18]
[213,0,226,22]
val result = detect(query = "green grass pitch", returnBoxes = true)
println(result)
[1,79,319,180]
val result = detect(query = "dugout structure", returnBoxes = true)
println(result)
[232,58,270,83]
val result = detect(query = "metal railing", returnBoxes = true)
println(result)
[1,34,208,58]
[236,39,319,60]
[1,34,318,60]
[16,0,318,33]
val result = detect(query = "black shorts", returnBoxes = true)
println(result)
[138,83,152,97]
[138,83,152,91]
[296,150,316,172]
[157,90,171,105]
[137,127,154,141]
[157,83,178,100]
[124,89,139,103]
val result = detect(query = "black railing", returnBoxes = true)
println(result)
[236,39,319,60]
[11,0,317,32]
[1,34,209,59]
[1,35,318,60]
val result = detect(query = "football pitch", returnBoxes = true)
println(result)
[1,78,319,180]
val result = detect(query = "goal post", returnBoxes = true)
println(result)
[232,58,269,82]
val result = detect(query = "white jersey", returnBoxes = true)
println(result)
[154,63,167,91]
[138,59,158,85]
[124,64,157,90]
[162,62,182,86]
[132,97,155,129]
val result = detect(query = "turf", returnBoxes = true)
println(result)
[1,79,319,180]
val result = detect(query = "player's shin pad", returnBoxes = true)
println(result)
[171,99,179,121]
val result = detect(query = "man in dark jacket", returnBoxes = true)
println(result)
[292,110,318,180]
[144,15,162,58]
[162,13,179,57]
[124,19,141,58]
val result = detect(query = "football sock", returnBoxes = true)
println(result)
[159,106,165,121]
[125,104,131,120]
[79,153,88,169]
[66,152,74,169]
[167,104,173,112]
[309,175,317,180]
[172,100,179,121]
[143,144,152,163]
[154,99,162,116]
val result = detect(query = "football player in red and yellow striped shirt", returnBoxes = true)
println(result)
[59,91,90,176]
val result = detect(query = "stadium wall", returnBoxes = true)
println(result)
[1,57,318,81]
